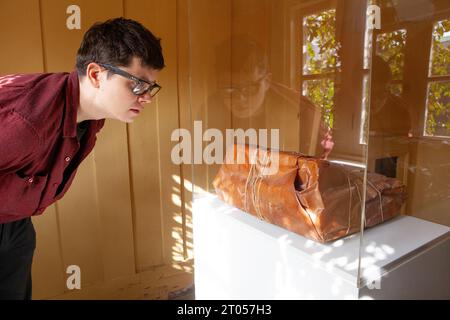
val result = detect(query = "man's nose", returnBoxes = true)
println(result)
[138,91,152,104]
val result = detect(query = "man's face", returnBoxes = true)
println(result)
[222,67,270,119]
[97,57,160,123]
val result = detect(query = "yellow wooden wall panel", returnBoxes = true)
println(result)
[125,0,186,268]
[54,156,105,287]
[0,0,44,74]
[176,0,194,261]
[39,0,124,72]
[266,0,300,152]
[94,122,136,280]
[126,106,164,269]
[152,0,187,266]
[188,0,232,193]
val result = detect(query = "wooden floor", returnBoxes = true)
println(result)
[168,284,195,300]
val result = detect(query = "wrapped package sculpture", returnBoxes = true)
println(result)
[213,144,407,243]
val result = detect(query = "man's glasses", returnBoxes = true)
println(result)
[98,63,161,97]
[222,74,267,96]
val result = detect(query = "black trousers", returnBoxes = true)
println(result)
[0,217,36,300]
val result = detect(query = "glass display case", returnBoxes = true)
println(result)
[187,0,450,299]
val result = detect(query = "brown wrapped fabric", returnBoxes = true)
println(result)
[213,144,407,243]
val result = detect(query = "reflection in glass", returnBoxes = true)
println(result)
[425,19,450,137]
[425,81,450,137]
[369,54,412,137]
[360,75,370,145]
[301,7,340,157]
[187,0,450,300]
[429,19,450,77]
[376,29,407,96]
[303,79,335,129]
[303,9,341,75]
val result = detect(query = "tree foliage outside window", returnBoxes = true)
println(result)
[376,30,406,80]
[303,9,340,129]
[376,29,407,96]
[303,9,341,75]
[425,19,450,137]
[429,19,450,76]
[303,79,335,128]
[425,81,450,137]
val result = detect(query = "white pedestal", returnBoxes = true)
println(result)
[193,194,450,300]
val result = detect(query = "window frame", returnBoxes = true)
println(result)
[423,18,450,139]
[297,1,341,128]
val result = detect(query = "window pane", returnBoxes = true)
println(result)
[425,81,450,137]
[429,19,450,77]
[303,78,335,129]
[303,9,340,75]
[376,29,407,81]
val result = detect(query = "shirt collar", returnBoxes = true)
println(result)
[63,71,80,138]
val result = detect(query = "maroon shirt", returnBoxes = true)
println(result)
[0,71,105,224]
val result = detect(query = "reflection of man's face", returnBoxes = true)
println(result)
[222,67,270,119]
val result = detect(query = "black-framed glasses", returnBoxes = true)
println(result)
[98,63,161,97]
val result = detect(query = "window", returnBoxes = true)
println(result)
[424,19,450,138]
[360,23,407,143]
[375,29,407,96]
[301,8,340,130]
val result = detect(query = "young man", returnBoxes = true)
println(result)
[0,17,164,299]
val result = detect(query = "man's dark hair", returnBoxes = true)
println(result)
[76,17,165,76]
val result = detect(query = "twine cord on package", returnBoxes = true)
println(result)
[349,171,385,227]
[244,149,268,222]
[366,178,385,223]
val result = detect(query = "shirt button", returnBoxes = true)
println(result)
[28,177,34,183]
[65,156,71,162]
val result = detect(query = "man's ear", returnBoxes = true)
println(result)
[85,62,103,89]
